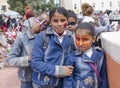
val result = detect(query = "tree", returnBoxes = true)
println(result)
[7,0,27,15]
[7,0,56,16]
[25,0,56,15]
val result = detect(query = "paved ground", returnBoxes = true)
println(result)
[0,66,20,88]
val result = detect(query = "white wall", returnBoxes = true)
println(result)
[0,0,10,14]
[61,0,120,14]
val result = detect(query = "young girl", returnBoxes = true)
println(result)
[31,7,76,88]
[5,12,49,88]
[64,22,108,88]
[67,10,78,33]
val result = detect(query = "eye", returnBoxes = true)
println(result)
[75,37,80,41]
[53,19,58,23]
[82,38,89,41]
[61,19,66,22]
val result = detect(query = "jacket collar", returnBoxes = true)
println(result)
[27,29,35,39]
[75,48,99,63]
[46,26,72,36]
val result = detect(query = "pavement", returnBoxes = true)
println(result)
[0,66,20,88]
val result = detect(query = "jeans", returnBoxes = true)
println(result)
[21,81,33,88]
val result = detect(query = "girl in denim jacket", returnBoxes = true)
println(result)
[31,7,76,88]
[64,22,108,88]
[5,12,49,88]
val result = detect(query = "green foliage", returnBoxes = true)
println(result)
[7,0,27,15]
[26,0,56,15]
[7,0,56,16]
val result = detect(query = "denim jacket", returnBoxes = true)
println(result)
[5,29,35,81]
[64,47,108,88]
[31,27,76,87]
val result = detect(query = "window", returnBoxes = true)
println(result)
[1,5,6,12]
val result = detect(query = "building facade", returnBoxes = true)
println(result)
[0,0,9,14]
[60,0,120,14]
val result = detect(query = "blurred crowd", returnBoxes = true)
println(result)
[0,4,120,61]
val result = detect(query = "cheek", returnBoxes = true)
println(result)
[75,40,80,47]
[51,23,57,29]
[83,41,91,46]
[75,40,91,47]
[64,22,67,28]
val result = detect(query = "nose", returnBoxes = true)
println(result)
[76,40,83,46]
[79,40,83,46]
[58,21,62,26]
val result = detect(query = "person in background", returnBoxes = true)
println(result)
[64,22,108,88]
[23,6,34,20]
[67,10,78,44]
[81,3,94,23]
[22,6,35,32]
[31,7,76,88]
[80,3,110,47]
[5,12,49,88]
[67,10,78,33]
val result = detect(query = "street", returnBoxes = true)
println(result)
[0,66,20,88]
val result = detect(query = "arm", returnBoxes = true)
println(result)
[5,34,30,67]
[31,33,56,76]
[64,55,75,88]
[100,54,109,88]
[31,33,74,77]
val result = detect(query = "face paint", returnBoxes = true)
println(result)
[35,16,49,30]
[75,35,92,47]
[64,22,67,28]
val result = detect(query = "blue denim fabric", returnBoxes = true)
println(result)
[6,29,35,81]
[6,29,36,87]
[33,83,59,88]
[64,48,108,88]
[21,81,33,88]
[31,27,76,87]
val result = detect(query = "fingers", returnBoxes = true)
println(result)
[64,66,74,76]
[67,66,74,70]
[39,19,46,25]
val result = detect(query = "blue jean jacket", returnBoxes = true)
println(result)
[64,48,108,88]
[31,27,76,87]
[5,30,35,81]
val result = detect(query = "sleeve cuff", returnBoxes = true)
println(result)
[55,66,65,77]
[21,56,30,66]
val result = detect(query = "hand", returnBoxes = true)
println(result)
[32,17,46,32]
[64,66,74,76]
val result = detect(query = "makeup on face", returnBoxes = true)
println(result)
[36,16,43,23]
[51,12,68,36]
[75,35,92,47]
[64,22,67,28]
[35,16,49,30]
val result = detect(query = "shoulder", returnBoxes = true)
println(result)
[93,47,105,56]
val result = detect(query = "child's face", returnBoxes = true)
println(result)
[33,13,49,33]
[50,12,67,36]
[67,17,77,32]
[75,29,96,52]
